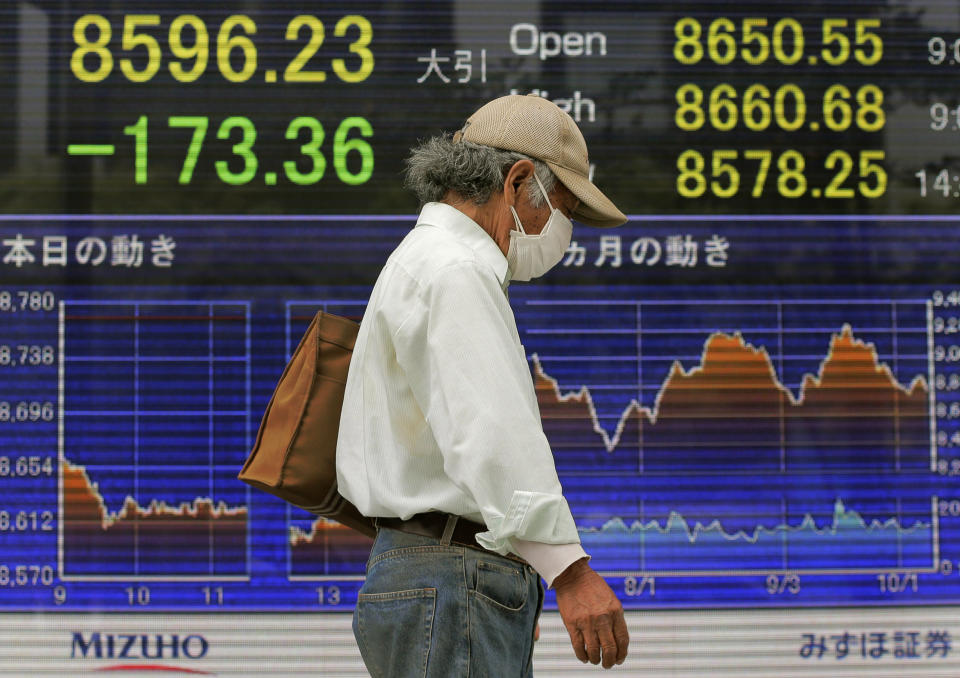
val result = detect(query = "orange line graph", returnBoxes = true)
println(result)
[535,324,929,457]
[62,459,246,529]
[289,517,350,547]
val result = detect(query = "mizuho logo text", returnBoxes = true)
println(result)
[71,632,209,660]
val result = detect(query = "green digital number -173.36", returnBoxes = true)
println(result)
[119,115,374,187]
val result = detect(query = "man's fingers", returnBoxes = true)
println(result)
[567,626,589,663]
[584,625,602,665]
[582,619,603,664]
[601,642,619,668]
[613,610,630,665]
[596,615,619,669]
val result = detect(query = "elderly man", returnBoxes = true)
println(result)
[336,94,629,676]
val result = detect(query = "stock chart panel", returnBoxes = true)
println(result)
[1,0,959,633]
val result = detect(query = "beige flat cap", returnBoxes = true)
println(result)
[454,94,627,228]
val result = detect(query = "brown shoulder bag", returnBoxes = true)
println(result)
[238,311,376,538]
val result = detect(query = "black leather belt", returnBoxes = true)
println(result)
[375,512,528,565]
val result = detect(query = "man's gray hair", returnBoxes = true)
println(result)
[403,134,556,208]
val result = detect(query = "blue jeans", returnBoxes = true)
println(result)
[353,527,544,678]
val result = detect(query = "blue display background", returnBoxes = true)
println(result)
[0,215,958,611]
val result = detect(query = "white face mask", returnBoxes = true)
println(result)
[507,174,573,282]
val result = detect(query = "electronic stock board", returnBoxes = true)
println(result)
[2,1,960,675]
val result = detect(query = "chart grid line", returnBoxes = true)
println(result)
[56,302,65,581]
[777,301,786,473]
[636,302,643,474]
[134,302,140,576]
[893,301,901,472]
[928,300,938,473]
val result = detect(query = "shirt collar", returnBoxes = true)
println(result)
[416,202,510,288]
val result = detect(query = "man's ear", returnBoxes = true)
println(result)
[503,159,535,206]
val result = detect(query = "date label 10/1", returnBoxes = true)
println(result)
[877,573,918,593]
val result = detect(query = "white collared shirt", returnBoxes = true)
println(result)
[336,202,587,586]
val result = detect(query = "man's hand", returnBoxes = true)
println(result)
[553,558,628,668]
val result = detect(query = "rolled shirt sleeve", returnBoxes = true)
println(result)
[511,539,589,588]
[392,260,584,572]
